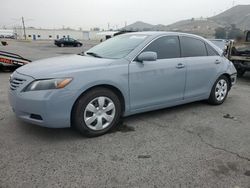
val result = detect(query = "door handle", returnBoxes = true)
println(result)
[176,63,185,69]
[215,60,221,64]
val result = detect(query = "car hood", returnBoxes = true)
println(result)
[16,55,114,79]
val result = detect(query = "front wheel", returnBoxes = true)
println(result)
[208,75,229,105]
[72,88,122,137]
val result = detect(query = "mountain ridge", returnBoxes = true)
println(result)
[122,5,250,36]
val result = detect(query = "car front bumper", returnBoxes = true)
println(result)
[8,72,76,128]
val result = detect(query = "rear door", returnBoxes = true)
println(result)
[68,38,75,46]
[180,36,221,99]
[129,36,186,110]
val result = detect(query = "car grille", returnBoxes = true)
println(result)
[10,77,26,90]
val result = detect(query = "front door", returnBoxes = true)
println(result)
[129,36,186,111]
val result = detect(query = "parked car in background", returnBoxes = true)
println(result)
[9,32,237,137]
[209,39,229,50]
[54,38,82,47]
[5,35,15,39]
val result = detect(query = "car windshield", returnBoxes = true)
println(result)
[86,34,149,59]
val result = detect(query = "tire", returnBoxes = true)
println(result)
[208,75,229,105]
[60,43,64,47]
[77,43,81,47]
[72,87,122,137]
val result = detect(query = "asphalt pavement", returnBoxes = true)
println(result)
[0,40,250,188]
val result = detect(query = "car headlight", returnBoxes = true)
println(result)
[23,78,72,92]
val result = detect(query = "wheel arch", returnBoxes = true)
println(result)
[70,84,126,126]
[221,73,232,90]
[213,72,232,91]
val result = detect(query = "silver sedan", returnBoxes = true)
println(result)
[9,32,237,137]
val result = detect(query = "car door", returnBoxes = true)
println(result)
[63,38,69,46]
[69,38,75,46]
[129,36,186,111]
[180,36,221,99]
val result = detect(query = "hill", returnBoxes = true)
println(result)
[211,5,250,29]
[123,21,154,31]
[122,5,250,37]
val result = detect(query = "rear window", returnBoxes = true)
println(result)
[181,36,207,57]
[206,44,219,56]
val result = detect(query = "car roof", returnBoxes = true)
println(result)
[121,31,205,39]
[123,31,223,55]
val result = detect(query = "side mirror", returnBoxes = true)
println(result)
[137,51,157,62]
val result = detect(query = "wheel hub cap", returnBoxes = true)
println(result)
[215,79,228,101]
[84,96,116,131]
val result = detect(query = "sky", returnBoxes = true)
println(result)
[0,0,250,30]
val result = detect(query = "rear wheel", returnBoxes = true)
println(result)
[72,88,122,137]
[208,75,229,105]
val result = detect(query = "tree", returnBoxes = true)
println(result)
[227,24,243,39]
[215,27,226,39]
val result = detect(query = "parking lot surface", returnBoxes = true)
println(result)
[0,41,250,188]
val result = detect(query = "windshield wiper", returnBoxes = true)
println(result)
[86,52,103,58]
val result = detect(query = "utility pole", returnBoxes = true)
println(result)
[21,16,26,40]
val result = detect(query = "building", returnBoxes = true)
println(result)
[14,28,117,41]
[15,28,85,40]
[0,29,15,37]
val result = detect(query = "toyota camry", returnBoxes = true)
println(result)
[9,32,237,137]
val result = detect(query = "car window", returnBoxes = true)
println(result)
[69,38,75,42]
[181,36,207,57]
[206,43,219,56]
[142,36,181,59]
